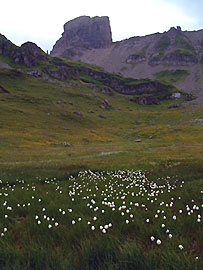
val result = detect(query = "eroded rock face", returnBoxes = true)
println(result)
[0,35,48,67]
[51,16,112,57]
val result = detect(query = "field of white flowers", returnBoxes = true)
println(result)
[0,170,202,269]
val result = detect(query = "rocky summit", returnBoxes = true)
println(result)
[51,16,112,57]
[51,17,203,101]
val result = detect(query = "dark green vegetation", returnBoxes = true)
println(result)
[155,69,190,84]
[0,38,203,269]
[155,36,171,55]
[175,34,196,56]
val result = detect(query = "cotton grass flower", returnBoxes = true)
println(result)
[150,236,155,242]
[157,239,161,245]
[178,244,184,250]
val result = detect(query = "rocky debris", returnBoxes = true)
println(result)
[130,95,160,105]
[101,99,112,109]
[54,141,71,147]
[43,65,78,80]
[168,92,196,101]
[149,136,153,139]
[88,84,99,92]
[101,87,114,96]
[171,92,182,99]
[194,118,203,125]
[82,137,89,142]
[88,111,95,113]
[56,100,67,104]
[184,94,196,101]
[98,114,106,119]
[26,70,43,77]
[69,101,73,105]
[0,85,9,93]
[126,54,146,64]
[51,16,112,57]
[0,60,12,69]
[168,104,181,109]
[74,111,83,117]
[135,139,142,142]
[91,130,96,133]
[62,141,71,147]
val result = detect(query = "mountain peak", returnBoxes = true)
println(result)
[51,16,112,57]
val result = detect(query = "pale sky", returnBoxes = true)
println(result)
[0,0,202,52]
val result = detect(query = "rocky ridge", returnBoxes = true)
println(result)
[0,32,196,105]
[0,34,48,67]
[51,17,203,101]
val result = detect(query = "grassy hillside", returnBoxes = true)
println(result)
[0,67,202,179]
[0,61,202,269]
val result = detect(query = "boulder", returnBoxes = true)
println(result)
[98,114,106,118]
[74,111,83,117]
[0,85,9,93]
[82,138,89,142]
[130,95,160,105]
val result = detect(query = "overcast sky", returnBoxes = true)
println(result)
[0,0,202,52]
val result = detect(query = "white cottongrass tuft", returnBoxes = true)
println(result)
[150,236,155,242]
[178,244,184,250]
[156,239,162,245]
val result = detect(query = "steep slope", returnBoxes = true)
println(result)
[51,16,203,103]
[1,33,192,105]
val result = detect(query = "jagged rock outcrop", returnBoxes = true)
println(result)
[51,16,112,58]
[0,34,47,67]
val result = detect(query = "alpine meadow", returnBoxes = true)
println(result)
[0,15,202,270]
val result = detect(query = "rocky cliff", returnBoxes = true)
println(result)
[0,34,48,67]
[51,16,112,58]
[51,17,203,100]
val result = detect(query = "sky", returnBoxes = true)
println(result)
[0,0,202,52]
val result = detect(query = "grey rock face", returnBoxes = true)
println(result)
[51,16,112,57]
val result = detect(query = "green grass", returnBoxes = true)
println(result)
[0,170,202,269]
[175,35,196,55]
[155,69,189,84]
[155,36,171,55]
[0,65,203,269]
